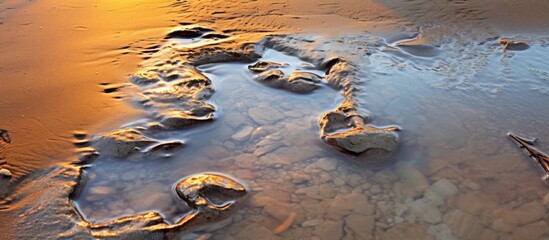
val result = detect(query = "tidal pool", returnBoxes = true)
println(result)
[70,33,549,239]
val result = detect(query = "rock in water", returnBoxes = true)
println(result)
[324,126,399,154]
[318,98,400,158]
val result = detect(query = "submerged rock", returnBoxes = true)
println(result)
[318,98,400,158]
[443,209,484,239]
[324,126,399,154]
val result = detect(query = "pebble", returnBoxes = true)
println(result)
[302,219,323,227]
[370,185,382,194]
[236,223,279,240]
[231,125,255,142]
[234,154,256,169]
[505,201,545,225]
[0,168,12,177]
[291,172,311,184]
[380,224,433,240]
[504,220,547,240]
[429,179,458,198]
[345,214,375,239]
[253,139,283,157]
[89,186,117,195]
[443,209,483,239]
[224,112,246,128]
[313,221,343,240]
[248,104,284,125]
[394,162,430,198]
[543,192,549,209]
[454,192,498,215]
[313,158,338,171]
[427,224,455,240]
[326,192,374,219]
[408,198,442,224]
[490,218,515,233]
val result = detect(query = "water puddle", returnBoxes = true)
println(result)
[72,49,343,224]
[73,33,549,239]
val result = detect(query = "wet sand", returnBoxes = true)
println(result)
[1,0,549,239]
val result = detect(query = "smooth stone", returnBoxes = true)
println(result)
[454,192,498,216]
[301,219,323,227]
[408,198,442,224]
[478,229,498,240]
[380,224,434,240]
[204,145,231,160]
[490,218,515,233]
[504,220,547,240]
[251,193,303,223]
[326,192,374,219]
[429,179,458,198]
[254,138,283,157]
[0,168,12,177]
[394,162,430,198]
[291,173,311,184]
[234,154,256,169]
[312,158,338,172]
[248,104,284,125]
[300,200,327,219]
[231,125,254,142]
[224,112,246,129]
[543,192,549,209]
[324,126,399,154]
[259,147,316,166]
[283,111,303,118]
[370,185,381,194]
[236,223,279,240]
[345,214,375,239]
[505,201,545,225]
[427,224,455,240]
[318,183,337,199]
[313,221,344,240]
[89,186,117,196]
[443,209,484,239]
[126,182,172,211]
[424,179,458,207]
[295,186,323,200]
